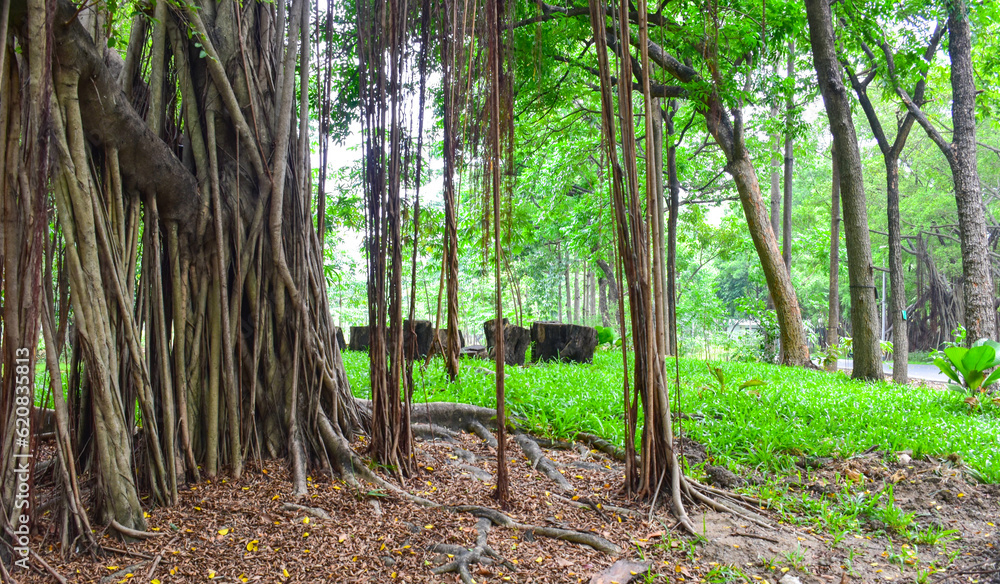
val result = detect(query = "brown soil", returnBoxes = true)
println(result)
[16,427,1000,584]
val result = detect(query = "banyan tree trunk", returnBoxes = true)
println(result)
[2,0,360,543]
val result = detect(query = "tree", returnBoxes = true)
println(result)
[888,0,996,344]
[826,145,841,371]
[805,0,884,380]
[521,0,814,367]
[841,19,945,383]
[2,0,362,542]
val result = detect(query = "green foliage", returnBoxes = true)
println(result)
[341,351,1000,482]
[594,325,616,346]
[729,298,779,363]
[818,336,852,370]
[934,338,1000,394]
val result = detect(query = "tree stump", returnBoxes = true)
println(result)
[531,322,598,363]
[348,326,370,351]
[460,344,488,359]
[404,320,434,358]
[333,326,347,352]
[484,318,531,366]
[436,328,466,350]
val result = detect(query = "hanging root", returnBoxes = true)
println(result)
[430,517,516,584]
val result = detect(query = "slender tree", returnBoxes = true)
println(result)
[842,24,945,383]
[826,146,841,371]
[888,2,996,343]
[805,0,884,380]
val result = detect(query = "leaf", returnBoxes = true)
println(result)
[338,534,348,543]
[934,358,962,384]
[738,379,767,390]
[218,529,230,535]
[983,368,1000,388]
[945,347,970,376]
[282,568,290,578]
[208,570,216,578]
[246,540,259,552]
[964,396,980,409]
[962,345,995,375]
[199,50,208,59]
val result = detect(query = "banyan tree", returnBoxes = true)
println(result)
[1,0,362,543]
[0,0,765,568]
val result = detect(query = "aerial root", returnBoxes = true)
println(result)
[429,517,516,584]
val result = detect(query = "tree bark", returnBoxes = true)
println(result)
[947,4,995,342]
[596,258,620,327]
[805,0,883,380]
[769,99,781,241]
[826,145,840,371]
[665,100,680,358]
[782,41,794,274]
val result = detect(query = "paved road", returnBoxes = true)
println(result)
[836,358,948,383]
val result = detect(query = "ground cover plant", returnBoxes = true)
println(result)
[343,351,1000,484]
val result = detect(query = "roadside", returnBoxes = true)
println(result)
[837,358,949,384]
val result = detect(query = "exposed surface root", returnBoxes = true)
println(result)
[109,519,167,540]
[281,502,332,519]
[514,433,573,491]
[468,421,498,448]
[412,423,462,442]
[576,432,631,463]
[353,399,764,556]
[429,517,515,584]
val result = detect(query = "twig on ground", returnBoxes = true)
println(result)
[30,549,68,584]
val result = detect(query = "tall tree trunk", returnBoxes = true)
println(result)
[441,0,462,379]
[805,0,883,380]
[599,275,609,326]
[769,99,781,241]
[573,266,580,323]
[782,41,794,274]
[596,258,620,327]
[640,30,812,366]
[845,24,944,383]
[947,5,995,343]
[826,146,840,371]
[651,98,670,355]
[665,100,680,358]
[889,4,994,343]
[565,258,572,322]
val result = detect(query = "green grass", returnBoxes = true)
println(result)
[342,350,1000,483]
[908,351,937,365]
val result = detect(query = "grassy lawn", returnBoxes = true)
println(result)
[342,350,1000,484]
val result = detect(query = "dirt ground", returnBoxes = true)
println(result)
[14,425,1000,584]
